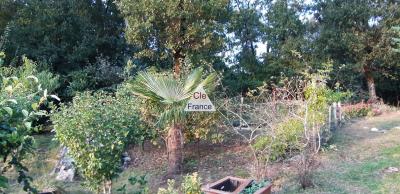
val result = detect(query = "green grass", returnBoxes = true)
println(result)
[4,134,92,193]
[280,113,400,194]
[281,145,400,194]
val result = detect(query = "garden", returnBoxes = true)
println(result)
[1,0,400,194]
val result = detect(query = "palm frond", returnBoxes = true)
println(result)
[130,72,189,104]
[130,67,216,126]
[157,103,187,127]
[199,72,217,91]
[184,67,204,92]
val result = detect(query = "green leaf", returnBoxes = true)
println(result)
[22,110,29,117]
[6,99,18,104]
[26,75,39,83]
[31,103,39,110]
[24,122,32,129]
[0,175,8,189]
[3,107,13,116]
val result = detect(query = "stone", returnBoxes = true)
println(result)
[370,127,386,133]
[52,147,75,182]
[370,127,379,132]
[122,152,131,169]
[384,167,399,173]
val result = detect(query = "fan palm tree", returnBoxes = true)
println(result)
[129,67,216,175]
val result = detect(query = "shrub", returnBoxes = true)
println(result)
[181,172,203,194]
[51,91,148,193]
[157,173,203,194]
[253,118,303,161]
[36,70,60,94]
[0,56,60,111]
[64,57,124,98]
[1,61,56,192]
[117,175,149,194]
[341,102,372,119]
[157,180,179,194]
[219,79,305,179]
[65,69,94,97]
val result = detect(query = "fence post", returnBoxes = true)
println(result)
[329,105,332,131]
[337,101,342,124]
[333,102,337,130]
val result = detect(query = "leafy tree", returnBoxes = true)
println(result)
[224,0,308,94]
[127,67,216,175]
[116,0,229,78]
[0,0,135,99]
[0,0,24,36]
[51,92,148,193]
[314,0,400,101]
[263,0,307,81]
[2,0,128,82]
[224,0,266,94]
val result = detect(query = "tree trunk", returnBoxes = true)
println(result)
[107,180,112,194]
[363,66,378,102]
[166,123,183,176]
[173,52,184,79]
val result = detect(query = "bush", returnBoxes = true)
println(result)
[157,180,179,194]
[1,56,60,111]
[65,69,94,97]
[342,102,372,119]
[36,70,60,94]
[253,118,303,161]
[1,56,56,192]
[64,57,124,98]
[181,172,203,194]
[117,175,149,194]
[157,173,203,194]
[51,91,148,193]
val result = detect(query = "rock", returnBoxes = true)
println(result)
[122,152,131,169]
[370,127,379,132]
[370,127,386,133]
[52,147,75,182]
[384,167,399,173]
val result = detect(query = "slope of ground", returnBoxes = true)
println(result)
[5,112,400,193]
[279,111,400,194]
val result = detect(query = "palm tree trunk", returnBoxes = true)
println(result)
[167,123,183,175]
[363,65,378,102]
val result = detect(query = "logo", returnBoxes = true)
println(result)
[185,86,215,112]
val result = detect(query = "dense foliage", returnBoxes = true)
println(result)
[0,54,56,193]
[116,0,229,77]
[1,0,399,102]
[1,0,129,99]
[1,0,400,192]
[51,92,148,192]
